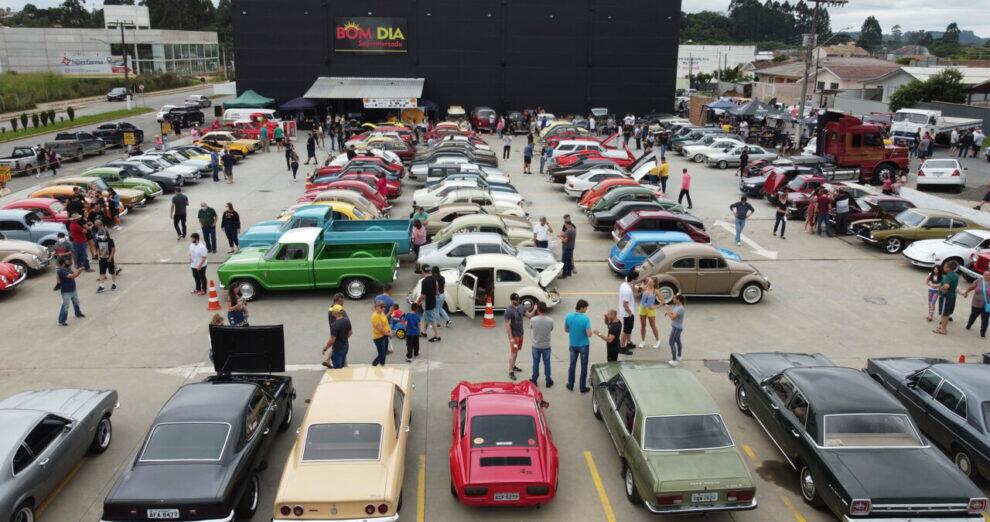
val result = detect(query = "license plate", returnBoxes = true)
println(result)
[494,492,520,502]
[691,492,718,503]
[147,509,180,519]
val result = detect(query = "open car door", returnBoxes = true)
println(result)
[459,273,478,319]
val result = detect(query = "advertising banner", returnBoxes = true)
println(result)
[60,55,127,75]
[363,98,417,109]
[334,17,407,54]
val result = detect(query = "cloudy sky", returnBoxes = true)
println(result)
[1,0,987,37]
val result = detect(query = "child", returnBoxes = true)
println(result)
[403,304,422,362]
[389,303,405,339]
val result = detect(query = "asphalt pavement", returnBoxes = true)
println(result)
[1,131,989,522]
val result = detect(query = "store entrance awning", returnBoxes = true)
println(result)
[304,77,425,100]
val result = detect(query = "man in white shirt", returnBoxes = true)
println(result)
[618,272,636,352]
[189,232,209,295]
[532,216,552,248]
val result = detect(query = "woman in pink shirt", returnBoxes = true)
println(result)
[677,169,692,209]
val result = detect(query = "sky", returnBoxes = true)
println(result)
[2,0,988,38]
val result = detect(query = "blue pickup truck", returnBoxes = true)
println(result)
[608,231,740,275]
[239,205,412,254]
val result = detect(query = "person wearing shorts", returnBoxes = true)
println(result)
[93,224,117,292]
[505,293,526,381]
[618,271,636,353]
[417,266,442,342]
[935,260,960,335]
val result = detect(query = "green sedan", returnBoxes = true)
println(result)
[590,361,757,514]
[83,166,163,199]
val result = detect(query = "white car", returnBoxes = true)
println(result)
[439,134,492,151]
[416,183,523,209]
[407,254,561,316]
[917,158,967,190]
[563,168,628,198]
[155,105,177,122]
[441,187,523,208]
[424,164,507,185]
[147,149,210,173]
[553,139,628,161]
[416,232,559,272]
[129,155,200,181]
[705,145,778,169]
[681,137,746,163]
[326,148,401,167]
[902,229,990,268]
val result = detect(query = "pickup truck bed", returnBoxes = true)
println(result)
[328,219,412,254]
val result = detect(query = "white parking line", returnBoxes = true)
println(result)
[713,220,778,259]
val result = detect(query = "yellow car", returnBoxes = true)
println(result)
[197,131,258,156]
[276,201,371,222]
[32,177,145,209]
[273,366,411,521]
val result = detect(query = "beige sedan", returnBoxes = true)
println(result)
[636,243,771,304]
[425,203,530,236]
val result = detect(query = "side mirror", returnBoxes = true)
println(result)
[597,381,609,389]
[447,400,457,409]
[540,400,550,409]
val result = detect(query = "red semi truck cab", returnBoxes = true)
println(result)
[819,113,909,184]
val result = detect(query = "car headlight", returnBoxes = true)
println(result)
[31,255,40,263]
[1,276,8,284]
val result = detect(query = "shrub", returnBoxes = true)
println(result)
[9,118,17,131]
[31,113,39,128]
[40,112,49,126]
[19,113,27,129]
[47,109,55,122]
[67,106,75,121]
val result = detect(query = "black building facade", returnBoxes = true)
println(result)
[231,0,681,115]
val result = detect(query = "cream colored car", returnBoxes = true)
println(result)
[285,189,383,218]
[425,203,530,235]
[273,366,412,521]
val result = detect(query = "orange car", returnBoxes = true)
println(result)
[577,178,643,209]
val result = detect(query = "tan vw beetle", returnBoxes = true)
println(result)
[636,243,771,304]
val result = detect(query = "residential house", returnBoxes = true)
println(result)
[863,66,990,103]
[752,56,899,105]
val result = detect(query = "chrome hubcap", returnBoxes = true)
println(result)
[737,386,748,409]
[743,286,761,302]
[592,396,599,415]
[886,239,901,253]
[98,419,111,447]
[249,477,259,511]
[801,470,815,499]
[625,469,634,496]
[15,507,33,522]
[238,282,255,300]
[956,453,971,474]
[347,280,365,298]
[659,287,674,303]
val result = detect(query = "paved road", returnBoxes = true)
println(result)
[1,132,988,522]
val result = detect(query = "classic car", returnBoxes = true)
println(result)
[430,187,524,210]
[299,180,389,212]
[578,178,645,209]
[612,210,708,243]
[0,261,26,290]
[197,131,258,156]
[82,167,163,199]
[162,106,205,126]
[547,157,621,183]
[92,122,144,148]
[277,201,370,222]
[551,148,633,172]
[853,208,974,254]
[590,200,672,232]
[828,194,914,234]
[469,106,497,132]
[44,132,105,162]
[917,158,967,191]
[437,134,491,151]
[409,158,476,182]
[432,192,527,220]
[961,251,990,280]
[417,232,558,272]
[426,172,513,192]
[590,362,756,514]
[635,243,771,304]
[505,111,528,134]
[411,149,497,169]
[325,150,403,171]
[448,381,558,507]
[729,352,988,520]
[103,160,183,192]
[425,203,530,235]
[1,388,118,522]
[902,229,990,268]
[2,198,68,223]
[784,183,875,220]
[218,228,399,300]
[38,177,146,209]
[0,209,67,248]
[740,165,815,198]
[866,357,990,481]
[102,330,294,522]
[305,171,393,199]
[681,135,745,162]
[172,145,220,163]
[346,131,404,149]
[563,169,628,198]
[0,234,54,272]
[670,128,724,152]
[609,231,738,275]
[147,149,212,174]
[414,181,522,209]
[553,137,634,165]
[705,145,778,169]
[431,214,533,247]
[588,186,663,213]
[424,164,506,186]
[301,190,382,218]
[238,205,411,253]
[408,254,561,315]
[273,366,410,521]
[129,155,201,181]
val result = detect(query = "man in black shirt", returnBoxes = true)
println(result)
[65,187,85,217]
[417,265,441,342]
[170,187,189,239]
[772,191,787,239]
[322,305,352,368]
[593,309,623,362]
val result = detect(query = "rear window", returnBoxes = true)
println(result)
[617,212,639,229]
[616,236,631,252]
[54,133,76,140]
[823,414,923,448]
[923,159,957,169]
[140,423,230,461]
[643,415,733,451]
[303,423,382,461]
[470,414,537,448]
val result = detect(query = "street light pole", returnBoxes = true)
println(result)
[795,1,846,146]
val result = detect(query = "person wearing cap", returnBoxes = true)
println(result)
[322,304,351,368]
[327,293,345,328]
[558,214,577,278]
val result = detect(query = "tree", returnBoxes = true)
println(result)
[680,11,733,43]
[890,25,903,47]
[888,68,966,111]
[942,22,960,45]
[717,65,750,83]
[857,16,883,54]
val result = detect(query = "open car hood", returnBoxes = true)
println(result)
[539,262,564,288]
[210,324,286,373]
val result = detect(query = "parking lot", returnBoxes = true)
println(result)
[1,131,989,522]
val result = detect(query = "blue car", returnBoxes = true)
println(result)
[0,209,67,248]
[608,231,740,275]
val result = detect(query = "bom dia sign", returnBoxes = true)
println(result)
[334,17,407,54]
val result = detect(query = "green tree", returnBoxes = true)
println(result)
[680,11,733,43]
[144,0,216,30]
[942,22,960,45]
[857,16,883,54]
[888,68,966,111]
[889,25,903,47]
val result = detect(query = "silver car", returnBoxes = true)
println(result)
[1,388,118,522]
[416,232,558,272]
[705,145,778,169]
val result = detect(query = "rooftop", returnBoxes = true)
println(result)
[758,57,899,83]
[619,363,719,416]
[785,366,906,415]
[865,66,990,86]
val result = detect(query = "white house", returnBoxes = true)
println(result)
[863,66,990,103]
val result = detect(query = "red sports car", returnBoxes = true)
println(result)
[2,197,69,223]
[578,178,650,209]
[0,261,27,291]
[448,381,558,507]
[298,179,389,211]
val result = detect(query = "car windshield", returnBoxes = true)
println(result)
[923,159,957,169]
[170,150,192,160]
[90,179,109,190]
[140,422,229,461]
[617,212,639,229]
[501,241,518,255]
[263,243,280,260]
[786,177,807,191]
[643,415,733,451]
[823,414,923,448]
[523,263,540,280]
[470,414,537,448]
[948,231,982,248]
[157,155,180,165]
[48,201,65,213]
[895,209,926,227]
[893,112,928,124]
[616,236,631,251]
[302,423,382,461]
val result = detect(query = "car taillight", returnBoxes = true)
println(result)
[279,505,291,516]
[849,499,871,515]
[527,486,550,496]
[377,503,388,514]
[951,169,961,177]
[464,486,489,497]
[612,259,625,268]
[968,498,987,514]
[364,504,375,515]
[292,506,304,516]
[727,490,754,502]
[656,494,683,505]
[917,169,925,176]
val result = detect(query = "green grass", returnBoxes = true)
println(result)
[0,107,153,143]
[0,72,193,113]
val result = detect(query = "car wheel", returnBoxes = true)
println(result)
[233,279,260,301]
[450,481,458,498]
[883,237,904,254]
[592,394,602,420]
[623,462,642,505]
[799,466,824,507]
[9,260,30,273]
[278,400,292,432]
[234,474,260,519]
[342,277,368,299]
[740,283,764,305]
[717,160,728,169]
[952,446,975,479]
[520,296,537,313]
[89,415,112,453]
[75,149,84,162]
[875,165,895,183]
[735,382,751,415]
[658,283,677,304]
[11,502,34,522]
[693,154,705,162]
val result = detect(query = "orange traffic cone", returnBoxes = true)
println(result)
[207,280,221,311]
[958,354,966,363]
[481,296,496,328]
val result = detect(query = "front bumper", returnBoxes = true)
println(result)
[959,265,982,279]
[2,267,28,290]
[607,257,627,274]
[902,251,937,267]
[274,516,398,522]
[101,510,233,522]
[644,497,757,514]
[855,231,879,244]
[841,517,983,522]
[563,186,585,198]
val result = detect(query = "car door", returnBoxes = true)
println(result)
[920,217,953,240]
[667,256,697,293]
[601,376,630,454]
[901,369,942,434]
[629,241,659,267]
[0,218,29,241]
[244,386,277,461]
[929,379,967,449]
[457,273,477,318]
[264,243,312,288]
[696,256,736,295]
[776,389,810,462]
[752,374,800,465]
[21,415,74,498]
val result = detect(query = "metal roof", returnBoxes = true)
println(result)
[303,77,425,99]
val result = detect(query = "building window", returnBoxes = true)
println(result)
[816,81,825,90]
[137,44,154,60]
[829,82,839,90]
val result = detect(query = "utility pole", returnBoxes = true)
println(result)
[795,1,846,146]
[108,20,133,89]
[688,54,693,89]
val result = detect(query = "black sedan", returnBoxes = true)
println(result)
[866,357,990,482]
[590,200,667,231]
[729,352,987,521]
[104,160,183,192]
[101,327,294,522]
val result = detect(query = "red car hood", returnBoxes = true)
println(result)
[465,446,548,486]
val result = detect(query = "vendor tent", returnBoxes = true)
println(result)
[706,99,736,110]
[223,90,276,109]
[729,100,771,118]
[278,97,318,111]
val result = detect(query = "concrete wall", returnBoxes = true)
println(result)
[831,96,889,116]
[916,101,990,131]
[677,45,756,77]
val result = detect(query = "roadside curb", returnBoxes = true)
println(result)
[0,83,220,121]
[0,107,154,145]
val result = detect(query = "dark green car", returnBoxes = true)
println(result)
[590,361,757,514]
[82,166,163,199]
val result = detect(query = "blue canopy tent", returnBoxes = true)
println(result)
[706,99,737,110]
[279,97,318,112]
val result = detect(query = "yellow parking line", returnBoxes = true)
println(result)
[416,454,426,522]
[983,513,989,522]
[742,444,758,463]
[780,495,808,522]
[583,451,617,522]
[35,458,85,516]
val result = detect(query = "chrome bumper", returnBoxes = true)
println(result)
[959,265,982,279]
[3,268,28,290]
[644,497,757,514]
[842,517,983,522]
[902,252,936,267]
[607,257,626,274]
[855,232,879,244]
[274,516,398,522]
[101,510,233,522]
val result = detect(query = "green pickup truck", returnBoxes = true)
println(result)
[217,227,398,300]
